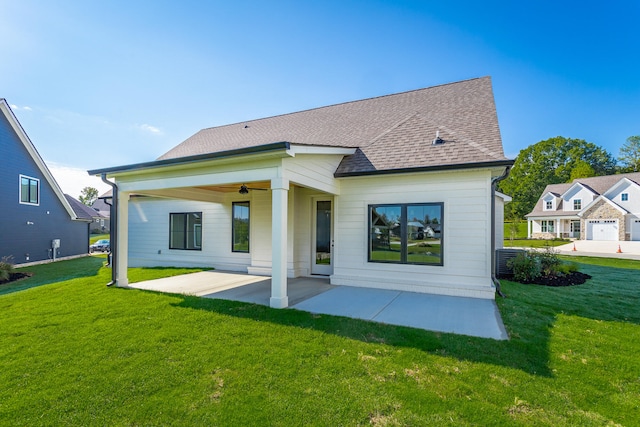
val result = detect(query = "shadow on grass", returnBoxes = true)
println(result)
[161,262,639,377]
[0,256,106,296]
[168,291,552,376]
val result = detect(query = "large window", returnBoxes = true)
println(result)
[541,220,555,233]
[169,212,202,250]
[369,203,443,265]
[232,202,250,253]
[20,175,39,205]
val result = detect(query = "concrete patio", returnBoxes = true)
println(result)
[131,271,508,340]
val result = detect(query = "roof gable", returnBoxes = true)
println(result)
[562,181,597,200]
[603,177,640,198]
[0,99,79,221]
[158,77,509,175]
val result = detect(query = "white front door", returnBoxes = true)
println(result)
[311,198,333,275]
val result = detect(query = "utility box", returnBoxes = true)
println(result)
[495,248,525,278]
[52,239,61,249]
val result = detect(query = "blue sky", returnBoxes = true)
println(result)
[2,0,639,196]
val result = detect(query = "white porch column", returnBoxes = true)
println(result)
[270,177,289,308]
[527,220,531,238]
[116,191,129,287]
[556,219,560,238]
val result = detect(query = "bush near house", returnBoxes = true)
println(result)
[507,247,589,286]
[0,256,15,282]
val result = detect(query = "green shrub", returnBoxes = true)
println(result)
[557,262,578,275]
[0,256,15,282]
[538,246,561,276]
[507,252,541,282]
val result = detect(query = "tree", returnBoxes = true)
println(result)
[499,137,616,218]
[79,187,99,206]
[618,135,640,172]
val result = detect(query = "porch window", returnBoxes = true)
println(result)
[541,220,555,233]
[19,175,39,205]
[232,202,250,253]
[169,212,202,250]
[573,199,581,210]
[369,203,443,266]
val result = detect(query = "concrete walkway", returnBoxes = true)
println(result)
[131,271,508,340]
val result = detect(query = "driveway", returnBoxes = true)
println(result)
[131,271,508,340]
[554,240,640,260]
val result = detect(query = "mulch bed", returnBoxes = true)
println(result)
[522,271,592,287]
[0,272,33,285]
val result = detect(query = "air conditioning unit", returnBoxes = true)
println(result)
[495,248,525,278]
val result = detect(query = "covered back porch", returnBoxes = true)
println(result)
[99,144,355,309]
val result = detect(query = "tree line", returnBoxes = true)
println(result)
[499,135,640,219]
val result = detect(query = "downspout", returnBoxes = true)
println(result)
[491,166,511,298]
[101,174,118,287]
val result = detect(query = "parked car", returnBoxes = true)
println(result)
[90,239,110,253]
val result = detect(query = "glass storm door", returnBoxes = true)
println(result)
[312,199,333,275]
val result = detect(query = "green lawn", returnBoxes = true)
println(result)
[504,239,569,248]
[504,220,528,239]
[1,257,639,425]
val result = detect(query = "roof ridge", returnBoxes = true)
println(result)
[196,77,489,132]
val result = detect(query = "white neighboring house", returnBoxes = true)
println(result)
[89,77,513,307]
[525,172,640,241]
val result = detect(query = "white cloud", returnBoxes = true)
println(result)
[10,104,32,111]
[138,123,163,135]
[46,163,112,200]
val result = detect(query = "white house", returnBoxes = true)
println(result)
[525,172,640,241]
[89,77,513,307]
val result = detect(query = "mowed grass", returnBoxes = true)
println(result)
[1,257,639,425]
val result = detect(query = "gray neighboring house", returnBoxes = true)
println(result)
[90,190,112,233]
[525,172,640,241]
[0,99,91,265]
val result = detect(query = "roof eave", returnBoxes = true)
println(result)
[334,159,514,178]
[88,141,292,176]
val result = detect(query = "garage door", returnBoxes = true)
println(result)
[586,220,618,241]
[632,219,640,241]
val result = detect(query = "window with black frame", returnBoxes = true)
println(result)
[169,212,202,250]
[369,203,443,265]
[20,175,39,205]
[232,202,250,253]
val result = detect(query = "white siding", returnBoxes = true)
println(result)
[495,195,505,249]
[332,169,496,299]
[562,186,595,212]
[608,181,640,214]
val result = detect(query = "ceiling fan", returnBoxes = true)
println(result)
[238,184,268,194]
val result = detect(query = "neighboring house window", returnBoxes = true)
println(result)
[622,193,629,201]
[369,203,443,266]
[573,199,581,210]
[232,202,250,253]
[169,212,202,250]
[19,175,39,205]
[545,201,552,210]
[541,220,555,233]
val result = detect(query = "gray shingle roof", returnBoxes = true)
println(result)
[158,77,509,174]
[64,194,103,220]
[526,172,640,217]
